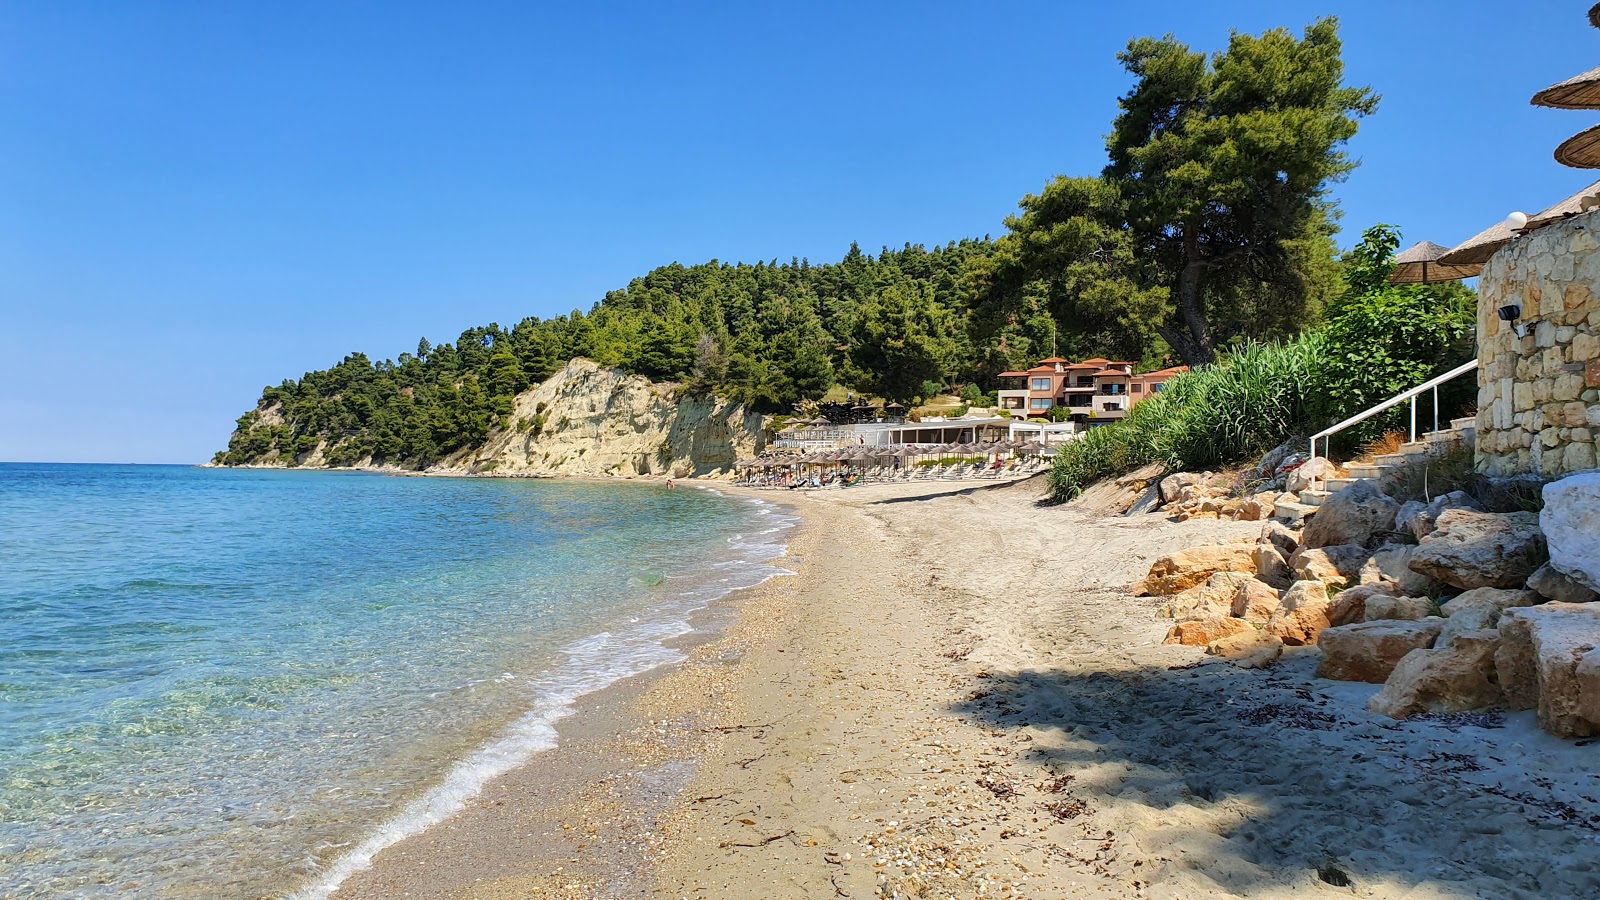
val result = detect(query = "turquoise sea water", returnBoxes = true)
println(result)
[0,464,792,899]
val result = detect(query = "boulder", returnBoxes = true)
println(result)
[1259,520,1300,559]
[1328,582,1400,627]
[1368,631,1504,719]
[1206,631,1283,669]
[1495,603,1600,738]
[1265,580,1335,646]
[1164,613,1252,647]
[1359,543,1439,596]
[1437,588,1538,648]
[1528,563,1600,604]
[1252,541,1292,589]
[1155,571,1256,618]
[1542,473,1600,593]
[1301,481,1400,550]
[1231,579,1283,621]
[1286,456,1337,493]
[1159,472,1204,504]
[1315,618,1444,683]
[1138,545,1257,596]
[1363,595,1438,623]
[1395,491,1485,541]
[1408,510,1548,591]
[1289,543,1372,586]
[1238,496,1270,522]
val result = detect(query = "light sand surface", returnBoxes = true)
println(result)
[333,476,1600,900]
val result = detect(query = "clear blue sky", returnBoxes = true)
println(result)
[3,1,1596,463]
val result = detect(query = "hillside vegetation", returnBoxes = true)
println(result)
[217,17,1406,470]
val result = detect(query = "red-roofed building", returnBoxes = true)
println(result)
[996,357,1189,426]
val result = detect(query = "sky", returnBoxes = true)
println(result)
[2,1,1597,463]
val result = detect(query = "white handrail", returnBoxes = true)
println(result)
[1307,359,1479,489]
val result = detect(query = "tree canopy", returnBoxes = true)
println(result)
[991,17,1376,366]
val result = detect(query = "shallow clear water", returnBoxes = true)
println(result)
[0,464,791,899]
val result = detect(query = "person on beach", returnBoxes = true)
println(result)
[666,478,676,489]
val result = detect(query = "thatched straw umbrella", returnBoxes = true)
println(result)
[1533,64,1600,110]
[1556,123,1600,169]
[1389,240,1482,283]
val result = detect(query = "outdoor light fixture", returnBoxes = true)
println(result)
[1498,303,1528,338]
[1505,211,1530,230]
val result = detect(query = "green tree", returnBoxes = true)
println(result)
[1001,18,1374,366]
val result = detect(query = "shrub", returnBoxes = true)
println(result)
[1047,336,1330,501]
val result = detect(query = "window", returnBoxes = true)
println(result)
[1076,377,1094,387]
[1030,398,1053,410]
[1103,402,1123,412]
[1132,384,1143,393]
[1030,377,1052,391]
[1099,384,1125,395]
[1151,382,1164,393]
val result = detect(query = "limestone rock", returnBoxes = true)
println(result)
[1259,520,1300,559]
[1368,631,1504,719]
[1408,510,1548,590]
[456,358,764,478]
[1301,481,1400,550]
[1542,472,1600,593]
[1528,563,1600,604]
[1252,541,1292,589]
[1206,631,1284,669]
[1231,579,1283,621]
[1137,545,1257,596]
[1156,571,1256,618]
[1395,491,1484,541]
[1438,588,1538,648]
[1164,613,1252,647]
[1289,543,1372,586]
[1158,472,1204,504]
[1363,595,1437,622]
[1359,543,1439,596]
[1328,582,1400,628]
[1265,580,1335,646]
[1286,456,1337,493]
[1495,602,1600,738]
[1316,618,1444,683]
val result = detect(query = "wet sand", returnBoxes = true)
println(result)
[333,475,1600,900]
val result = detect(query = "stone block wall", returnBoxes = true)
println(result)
[1476,211,1600,477]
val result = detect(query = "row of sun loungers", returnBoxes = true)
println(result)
[734,458,1048,489]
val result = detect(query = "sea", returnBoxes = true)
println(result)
[0,463,794,899]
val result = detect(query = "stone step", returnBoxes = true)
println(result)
[1399,441,1434,456]
[1452,416,1478,431]
[1298,489,1331,507]
[1345,463,1392,480]
[1273,499,1319,525]
[1322,477,1360,493]
[1373,453,1407,466]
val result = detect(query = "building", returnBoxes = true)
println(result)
[997,357,1188,426]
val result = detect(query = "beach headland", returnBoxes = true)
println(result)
[330,475,1600,899]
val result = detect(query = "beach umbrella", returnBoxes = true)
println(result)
[1556,123,1600,169]
[1533,64,1600,110]
[1388,241,1480,285]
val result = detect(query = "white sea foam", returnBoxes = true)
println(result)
[288,495,795,900]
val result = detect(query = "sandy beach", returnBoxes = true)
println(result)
[333,475,1600,900]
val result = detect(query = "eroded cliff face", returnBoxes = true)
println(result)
[432,358,764,478]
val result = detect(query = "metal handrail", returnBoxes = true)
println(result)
[1307,359,1479,489]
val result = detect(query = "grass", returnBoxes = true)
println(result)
[1046,335,1330,501]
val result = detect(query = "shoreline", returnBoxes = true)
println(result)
[321,490,808,900]
[332,475,1600,899]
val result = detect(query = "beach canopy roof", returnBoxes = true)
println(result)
[1556,123,1600,169]
[1534,65,1600,110]
[1442,181,1600,267]
[1389,240,1481,283]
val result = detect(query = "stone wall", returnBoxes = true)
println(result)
[1475,211,1600,477]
